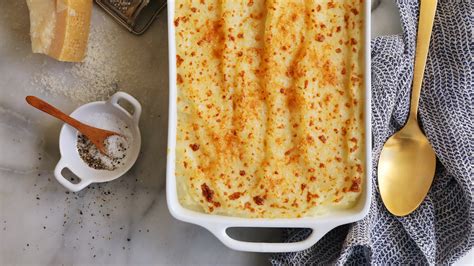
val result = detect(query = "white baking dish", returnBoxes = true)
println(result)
[166,0,372,253]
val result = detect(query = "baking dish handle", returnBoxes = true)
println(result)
[109,91,142,124]
[205,224,332,253]
[54,159,91,192]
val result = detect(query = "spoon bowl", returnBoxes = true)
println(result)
[378,119,436,216]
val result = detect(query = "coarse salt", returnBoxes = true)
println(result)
[77,113,132,171]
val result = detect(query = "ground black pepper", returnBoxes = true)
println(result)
[77,133,129,171]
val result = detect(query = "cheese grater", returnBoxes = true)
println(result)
[95,0,167,35]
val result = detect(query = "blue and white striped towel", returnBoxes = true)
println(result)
[272,0,473,264]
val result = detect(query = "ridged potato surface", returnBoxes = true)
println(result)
[175,0,365,218]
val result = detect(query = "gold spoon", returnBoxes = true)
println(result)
[377,0,438,216]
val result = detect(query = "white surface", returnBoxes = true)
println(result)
[371,0,403,38]
[0,0,471,265]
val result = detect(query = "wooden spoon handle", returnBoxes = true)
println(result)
[26,96,84,130]
[409,0,438,120]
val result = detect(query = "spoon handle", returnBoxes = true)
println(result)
[26,96,85,130]
[410,0,438,120]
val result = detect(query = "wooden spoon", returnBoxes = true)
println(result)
[26,96,121,155]
[377,0,438,216]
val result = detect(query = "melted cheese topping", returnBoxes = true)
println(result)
[175,0,365,218]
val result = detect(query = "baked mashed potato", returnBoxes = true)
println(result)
[175,0,365,218]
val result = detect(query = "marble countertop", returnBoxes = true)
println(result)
[0,1,471,265]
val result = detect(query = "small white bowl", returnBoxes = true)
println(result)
[54,92,142,192]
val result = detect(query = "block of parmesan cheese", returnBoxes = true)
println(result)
[26,0,93,62]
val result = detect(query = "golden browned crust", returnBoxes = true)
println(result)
[175,0,365,218]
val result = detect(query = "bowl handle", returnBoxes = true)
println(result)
[204,224,332,253]
[54,159,91,192]
[109,92,142,125]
